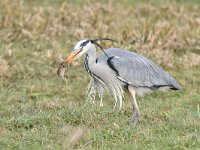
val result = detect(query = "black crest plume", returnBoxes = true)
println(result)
[90,38,117,57]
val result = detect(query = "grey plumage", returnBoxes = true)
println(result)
[65,39,181,125]
[96,48,181,96]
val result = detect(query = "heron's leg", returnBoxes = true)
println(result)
[128,86,140,126]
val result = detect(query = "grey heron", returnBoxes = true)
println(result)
[64,38,181,125]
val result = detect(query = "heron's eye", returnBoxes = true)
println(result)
[80,40,89,48]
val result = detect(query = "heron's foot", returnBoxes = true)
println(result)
[129,110,140,126]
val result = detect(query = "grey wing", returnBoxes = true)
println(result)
[97,48,181,90]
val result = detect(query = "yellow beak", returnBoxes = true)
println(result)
[66,50,80,63]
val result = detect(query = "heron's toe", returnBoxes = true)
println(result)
[133,113,140,126]
[129,110,140,126]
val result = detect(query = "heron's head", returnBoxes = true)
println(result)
[66,38,116,63]
[66,39,94,63]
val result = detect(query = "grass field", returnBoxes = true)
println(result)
[0,0,200,149]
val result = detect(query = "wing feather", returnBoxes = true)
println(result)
[97,48,181,89]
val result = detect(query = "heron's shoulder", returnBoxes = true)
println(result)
[99,48,139,58]
[105,48,136,55]
[96,48,142,63]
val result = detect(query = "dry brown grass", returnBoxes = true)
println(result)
[1,0,200,71]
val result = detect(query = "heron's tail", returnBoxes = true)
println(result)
[169,77,181,90]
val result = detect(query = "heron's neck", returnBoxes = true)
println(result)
[87,45,97,65]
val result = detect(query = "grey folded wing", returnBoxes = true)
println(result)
[96,48,181,90]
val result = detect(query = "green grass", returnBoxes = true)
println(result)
[0,0,200,149]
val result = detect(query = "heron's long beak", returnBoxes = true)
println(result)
[66,50,81,63]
